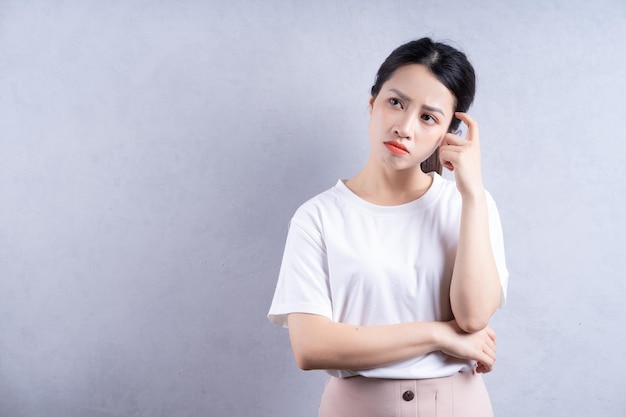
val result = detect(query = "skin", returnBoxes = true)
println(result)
[288,64,502,374]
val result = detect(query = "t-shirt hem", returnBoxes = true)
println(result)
[267,303,333,328]
[327,362,475,379]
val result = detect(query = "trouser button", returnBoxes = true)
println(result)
[402,390,415,401]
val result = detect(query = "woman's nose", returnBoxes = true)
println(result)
[393,113,414,138]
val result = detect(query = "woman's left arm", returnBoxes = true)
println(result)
[439,112,502,333]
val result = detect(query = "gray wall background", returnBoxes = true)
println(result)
[1,1,625,416]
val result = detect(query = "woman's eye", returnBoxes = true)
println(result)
[421,114,436,123]
[389,98,402,108]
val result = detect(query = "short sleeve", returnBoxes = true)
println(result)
[267,212,333,328]
[486,192,509,307]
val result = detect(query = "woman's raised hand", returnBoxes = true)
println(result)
[438,112,484,199]
[438,319,497,373]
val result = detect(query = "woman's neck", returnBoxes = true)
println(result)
[345,162,434,206]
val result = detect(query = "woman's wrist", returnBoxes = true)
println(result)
[459,185,486,205]
[429,320,453,352]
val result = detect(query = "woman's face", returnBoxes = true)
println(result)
[368,64,456,171]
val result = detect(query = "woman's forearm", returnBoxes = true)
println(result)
[449,193,502,333]
[287,313,444,371]
[287,314,498,372]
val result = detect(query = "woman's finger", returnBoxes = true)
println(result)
[438,148,457,171]
[476,363,488,373]
[481,349,495,368]
[454,112,479,143]
[441,132,465,147]
[486,326,496,342]
[476,360,493,374]
[483,344,496,362]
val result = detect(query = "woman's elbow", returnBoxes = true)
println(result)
[288,314,334,370]
[455,316,489,333]
[294,356,315,371]
[452,297,500,333]
[292,346,324,371]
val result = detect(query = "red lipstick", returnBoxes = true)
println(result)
[384,141,409,155]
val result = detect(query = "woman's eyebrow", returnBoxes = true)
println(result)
[388,88,445,116]
[389,88,412,103]
[422,104,445,117]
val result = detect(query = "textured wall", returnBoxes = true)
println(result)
[1,1,625,416]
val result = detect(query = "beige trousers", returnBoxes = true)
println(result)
[318,371,494,417]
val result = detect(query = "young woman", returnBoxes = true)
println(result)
[268,37,509,417]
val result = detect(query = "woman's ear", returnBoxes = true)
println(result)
[368,96,375,115]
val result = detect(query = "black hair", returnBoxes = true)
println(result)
[371,38,476,174]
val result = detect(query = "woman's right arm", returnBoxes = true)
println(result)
[287,313,497,372]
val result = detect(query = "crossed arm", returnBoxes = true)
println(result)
[288,314,497,373]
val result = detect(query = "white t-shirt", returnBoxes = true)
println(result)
[268,172,509,379]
